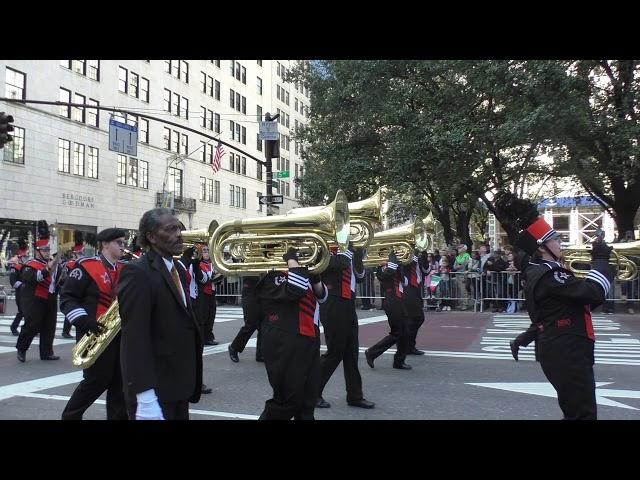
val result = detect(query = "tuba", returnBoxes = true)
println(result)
[562,240,639,281]
[289,188,383,249]
[363,218,430,267]
[209,190,350,275]
[180,219,219,259]
[71,249,140,369]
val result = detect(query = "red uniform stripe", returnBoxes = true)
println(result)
[299,289,317,337]
[584,305,595,340]
[341,267,352,299]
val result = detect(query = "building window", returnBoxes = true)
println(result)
[230,120,235,140]
[3,126,24,164]
[60,60,71,69]
[87,146,98,179]
[257,105,263,122]
[72,60,86,75]
[58,139,70,173]
[181,133,189,155]
[235,154,240,173]
[163,127,171,150]
[230,88,235,109]
[235,92,241,112]
[167,167,182,197]
[72,93,85,123]
[235,62,241,81]
[215,80,220,100]
[200,72,206,93]
[73,143,85,176]
[207,143,214,163]
[241,66,246,84]
[164,88,171,112]
[171,130,179,153]
[228,152,234,171]
[214,180,220,204]
[214,60,220,68]
[87,98,99,127]
[241,187,246,208]
[59,88,71,118]
[164,60,171,73]
[257,191,263,212]
[129,71,139,98]
[182,97,189,119]
[88,60,100,81]
[172,91,180,115]
[241,126,246,145]
[139,160,148,189]
[200,177,207,201]
[236,123,241,143]
[257,60,262,67]
[257,133,263,152]
[118,66,128,93]
[206,178,213,202]
[5,67,25,100]
[140,77,149,102]
[229,184,235,207]
[180,60,189,83]
[139,118,149,143]
[171,59,179,78]
[241,96,246,114]
[215,113,220,133]
[236,186,241,208]
[127,157,139,187]
[241,156,246,175]
[117,155,127,184]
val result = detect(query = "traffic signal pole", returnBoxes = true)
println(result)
[264,112,279,216]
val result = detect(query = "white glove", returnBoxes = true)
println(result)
[136,389,165,420]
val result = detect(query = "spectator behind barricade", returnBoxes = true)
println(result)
[423,252,439,303]
[433,249,441,264]
[467,250,482,308]
[484,249,508,312]
[437,255,452,311]
[453,244,471,310]
[505,252,520,313]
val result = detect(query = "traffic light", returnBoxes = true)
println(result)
[265,139,280,158]
[0,112,15,149]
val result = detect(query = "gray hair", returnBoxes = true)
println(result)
[138,208,174,249]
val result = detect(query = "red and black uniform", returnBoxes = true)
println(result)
[230,275,263,360]
[524,259,611,420]
[59,255,127,420]
[59,258,80,337]
[317,248,367,404]
[197,259,223,343]
[367,259,410,367]
[9,261,24,334]
[16,258,63,359]
[404,254,427,352]
[256,267,327,420]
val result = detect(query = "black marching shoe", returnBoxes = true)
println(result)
[17,350,26,363]
[11,327,19,336]
[365,349,375,368]
[205,339,219,346]
[228,345,239,363]
[510,340,519,361]
[62,332,73,339]
[347,399,375,409]
[393,362,412,370]
[316,397,331,408]
[201,384,212,394]
[408,348,425,355]
[41,355,60,361]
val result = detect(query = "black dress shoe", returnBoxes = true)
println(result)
[347,399,375,409]
[393,362,412,370]
[408,348,425,355]
[62,332,73,339]
[201,384,213,394]
[204,340,219,346]
[228,345,239,363]
[510,340,519,361]
[17,350,26,363]
[41,355,60,361]
[316,397,331,408]
[365,349,374,368]
[11,328,19,336]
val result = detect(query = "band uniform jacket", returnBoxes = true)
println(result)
[20,258,63,313]
[59,255,124,337]
[403,254,426,317]
[9,261,23,291]
[321,249,366,301]
[256,266,328,338]
[118,249,203,405]
[377,262,406,305]
[524,259,609,343]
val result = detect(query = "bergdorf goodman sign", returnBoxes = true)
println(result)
[62,193,95,209]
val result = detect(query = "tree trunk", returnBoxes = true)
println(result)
[454,209,473,250]
[436,207,454,246]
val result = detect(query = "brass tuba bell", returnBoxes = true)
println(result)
[363,218,430,267]
[562,240,639,281]
[180,219,219,258]
[209,190,350,275]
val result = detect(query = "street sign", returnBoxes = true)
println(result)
[109,118,138,156]
[258,195,284,205]
[274,170,290,179]
[259,121,279,141]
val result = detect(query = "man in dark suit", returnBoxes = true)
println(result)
[118,208,203,420]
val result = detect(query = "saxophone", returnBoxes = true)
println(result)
[71,250,139,369]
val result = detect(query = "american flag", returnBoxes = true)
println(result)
[211,143,225,174]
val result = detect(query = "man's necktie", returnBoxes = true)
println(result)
[171,265,185,305]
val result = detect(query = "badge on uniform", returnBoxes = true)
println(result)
[553,271,570,284]
[69,268,83,280]
[275,275,286,286]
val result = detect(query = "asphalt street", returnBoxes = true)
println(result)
[1,299,639,420]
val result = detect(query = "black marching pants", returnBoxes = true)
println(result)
[16,295,57,358]
[199,293,217,341]
[259,322,320,420]
[230,297,263,359]
[61,334,127,420]
[367,297,409,366]
[318,296,364,403]
[539,335,597,420]
[10,287,23,331]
